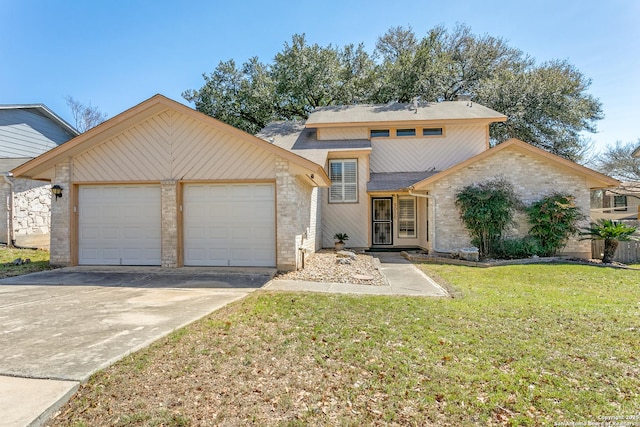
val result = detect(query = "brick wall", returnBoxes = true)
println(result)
[161,180,178,267]
[430,147,592,257]
[50,159,71,265]
[275,157,318,271]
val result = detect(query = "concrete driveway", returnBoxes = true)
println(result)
[0,266,273,427]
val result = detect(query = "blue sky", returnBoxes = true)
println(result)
[1,0,638,153]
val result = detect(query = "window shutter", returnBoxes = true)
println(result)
[329,159,357,203]
[398,198,416,237]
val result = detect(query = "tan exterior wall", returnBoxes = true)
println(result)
[370,124,487,173]
[73,110,276,182]
[318,127,368,141]
[322,153,370,248]
[428,147,592,257]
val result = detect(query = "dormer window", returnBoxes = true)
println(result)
[396,128,416,137]
[422,128,443,136]
[370,129,390,138]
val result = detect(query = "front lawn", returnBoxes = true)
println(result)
[0,247,51,278]
[50,264,640,426]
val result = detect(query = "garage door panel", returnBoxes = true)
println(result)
[184,184,275,267]
[79,185,161,265]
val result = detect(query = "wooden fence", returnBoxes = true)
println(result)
[590,220,640,264]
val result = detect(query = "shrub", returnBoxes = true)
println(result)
[455,178,522,257]
[494,236,544,259]
[527,193,584,256]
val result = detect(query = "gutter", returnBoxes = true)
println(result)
[408,188,452,254]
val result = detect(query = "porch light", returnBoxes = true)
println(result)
[51,185,63,200]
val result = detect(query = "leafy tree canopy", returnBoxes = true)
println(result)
[184,24,602,160]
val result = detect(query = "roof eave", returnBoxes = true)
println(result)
[411,138,620,190]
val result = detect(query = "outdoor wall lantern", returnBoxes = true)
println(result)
[51,185,63,200]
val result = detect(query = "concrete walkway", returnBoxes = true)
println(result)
[265,252,449,297]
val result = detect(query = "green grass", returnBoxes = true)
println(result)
[51,263,640,426]
[0,247,51,277]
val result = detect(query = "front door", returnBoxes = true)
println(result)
[372,198,392,245]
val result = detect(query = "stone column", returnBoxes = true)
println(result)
[50,159,71,266]
[275,157,297,271]
[161,180,178,268]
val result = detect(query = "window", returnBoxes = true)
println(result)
[422,128,443,136]
[370,129,390,138]
[398,197,416,238]
[329,159,357,203]
[396,128,416,137]
[614,195,628,211]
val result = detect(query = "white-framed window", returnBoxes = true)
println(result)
[398,197,416,238]
[329,159,358,203]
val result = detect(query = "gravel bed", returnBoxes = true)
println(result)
[274,250,387,286]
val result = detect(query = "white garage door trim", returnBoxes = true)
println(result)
[78,185,161,265]
[183,183,276,267]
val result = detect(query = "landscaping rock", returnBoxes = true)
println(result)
[457,247,480,262]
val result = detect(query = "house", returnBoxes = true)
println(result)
[591,182,640,220]
[260,102,618,258]
[12,95,618,268]
[0,104,79,248]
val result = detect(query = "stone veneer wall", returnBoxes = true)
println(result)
[0,178,52,249]
[429,148,592,257]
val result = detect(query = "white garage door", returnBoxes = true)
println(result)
[78,185,161,265]
[183,183,275,267]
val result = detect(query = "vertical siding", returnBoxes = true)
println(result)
[370,124,487,173]
[73,110,276,182]
[322,153,370,248]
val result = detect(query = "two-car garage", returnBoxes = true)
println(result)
[78,183,275,267]
[12,95,328,270]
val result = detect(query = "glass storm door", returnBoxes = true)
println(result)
[372,198,392,245]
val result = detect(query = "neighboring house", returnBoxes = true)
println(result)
[591,182,640,220]
[12,95,618,269]
[0,104,78,248]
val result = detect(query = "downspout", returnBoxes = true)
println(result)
[408,188,452,254]
[2,173,14,247]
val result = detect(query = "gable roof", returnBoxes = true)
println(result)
[257,121,371,166]
[633,145,640,158]
[12,95,330,185]
[305,101,507,128]
[412,138,620,190]
[0,104,79,137]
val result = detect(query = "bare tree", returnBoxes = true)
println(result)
[65,96,108,132]
[594,140,640,181]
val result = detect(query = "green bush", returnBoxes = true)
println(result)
[527,193,584,256]
[494,236,544,259]
[455,178,522,257]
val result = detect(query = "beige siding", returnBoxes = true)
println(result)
[428,147,592,257]
[318,127,368,140]
[370,124,486,173]
[73,110,275,182]
[322,154,369,248]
